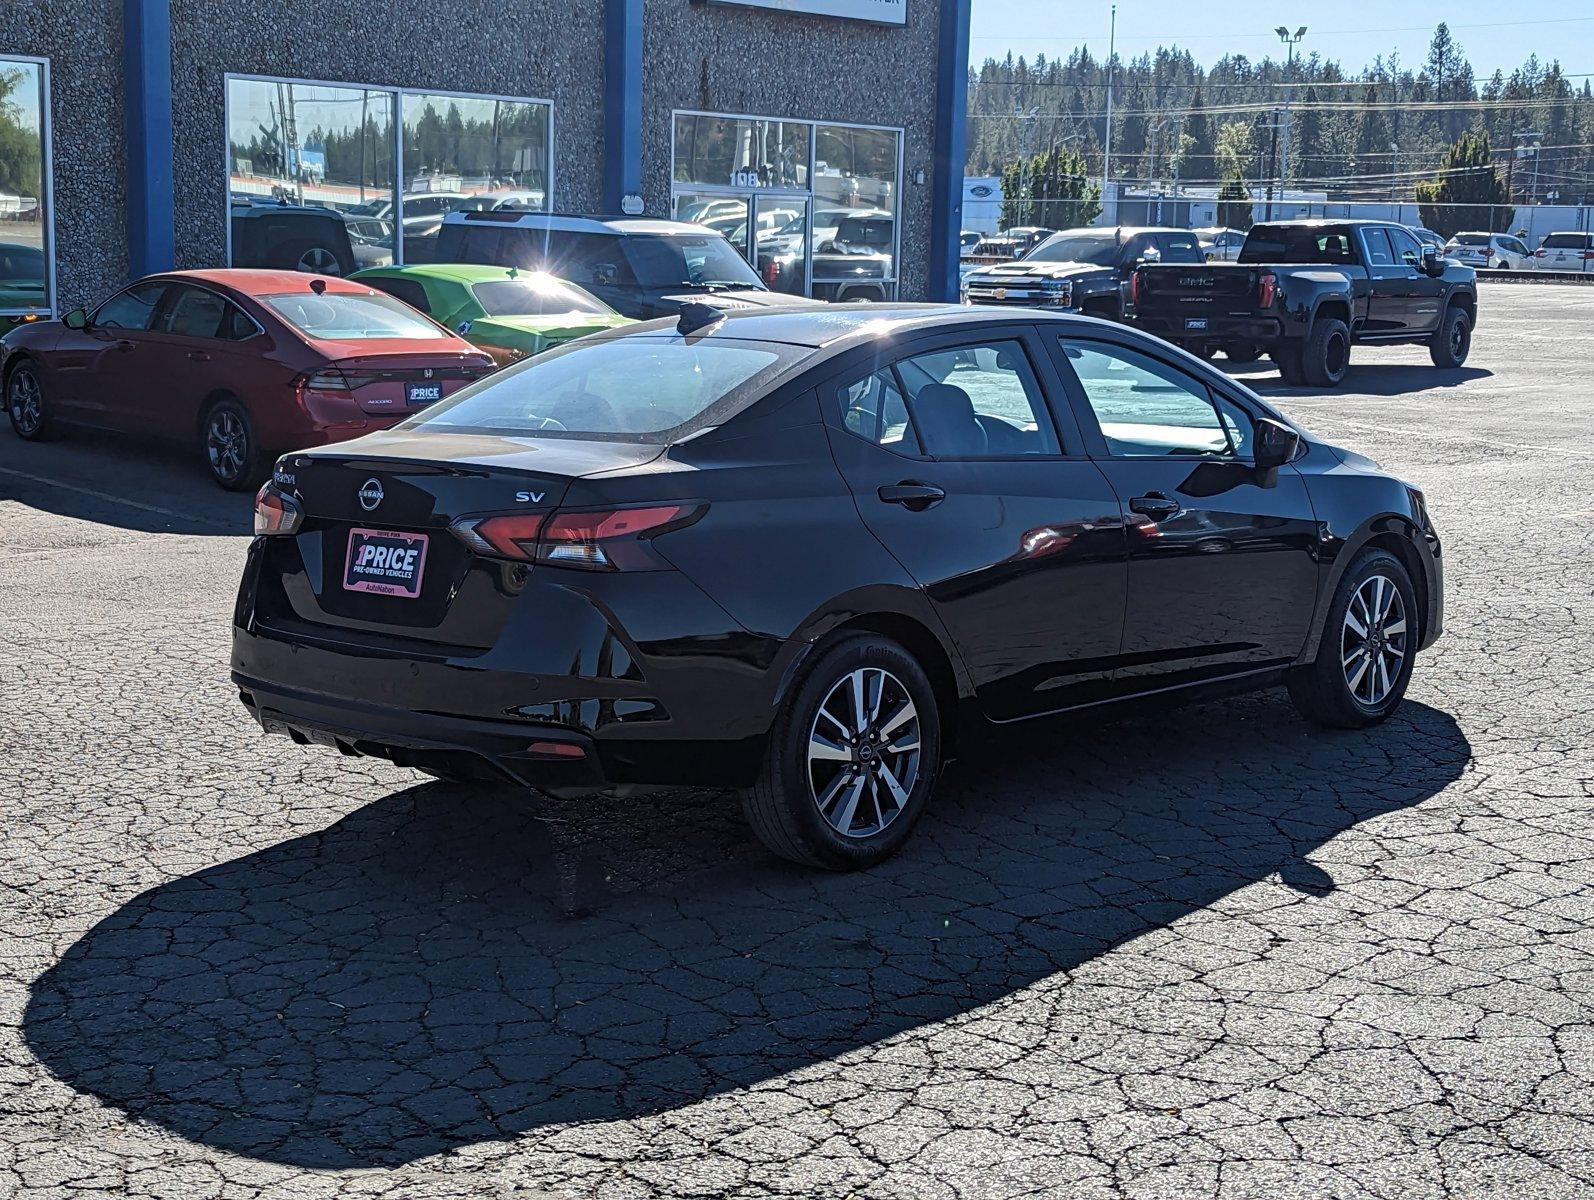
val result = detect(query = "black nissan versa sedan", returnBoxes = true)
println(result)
[233,304,1442,869]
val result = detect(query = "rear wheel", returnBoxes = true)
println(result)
[6,360,55,440]
[1300,317,1351,388]
[1428,306,1471,369]
[1223,342,1262,362]
[743,634,941,870]
[202,399,265,491]
[1288,549,1417,729]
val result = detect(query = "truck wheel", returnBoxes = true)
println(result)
[1428,306,1471,369]
[1223,343,1262,363]
[1300,318,1351,388]
[1272,346,1306,385]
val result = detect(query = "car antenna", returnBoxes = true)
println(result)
[310,278,326,295]
[677,301,724,337]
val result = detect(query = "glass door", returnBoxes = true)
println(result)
[753,195,809,296]
[673,192,749,258]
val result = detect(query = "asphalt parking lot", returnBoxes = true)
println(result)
[4,283,1594,1200]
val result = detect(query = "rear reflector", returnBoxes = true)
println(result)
[528,741,586,759]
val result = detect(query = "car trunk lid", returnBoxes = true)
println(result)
[305,349,496,416]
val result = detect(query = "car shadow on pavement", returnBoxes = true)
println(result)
[1229,363,1493,398]
[24,694,1469,1169]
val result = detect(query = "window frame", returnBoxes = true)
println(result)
[89,280,172,332]
[1045,330,1273,464]
[0,54,55,317]
[223,74,555,269]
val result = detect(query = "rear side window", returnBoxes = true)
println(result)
[893,341,1060,458]
[839,369,921,455]
[404,337,798,442]
[161,284,230,338]
[93,282,167,330]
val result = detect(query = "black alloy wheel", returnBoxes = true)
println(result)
[6,361,54,440]
[203,400,264,491]
[1429,306,1472,369]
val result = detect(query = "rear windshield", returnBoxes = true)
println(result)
[472,277,610,317]
[1453,233,1490,246]
[1238,226,1357,265]
[1026,234,1122,266]
[1543,233,1591,249]
[262,291,447,340]
[400,336,801,443]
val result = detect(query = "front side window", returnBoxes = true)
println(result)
[1362,229,1396,267]
[0,59,52,314]
[1058,339,1235,457]
[404,338,795,442]
[839,368,920,455]
[93,282,167,330]
[894,341,1059,458]
[1387,227,1424,267]
[261,290,447,340]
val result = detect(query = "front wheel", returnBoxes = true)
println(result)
[6,361,55,440]
[202,400,265,491]
[743,634,941,869]
[1428,306,1472,368]
[1288,549,1418,729]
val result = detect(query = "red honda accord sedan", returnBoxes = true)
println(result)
[1,269,495,488]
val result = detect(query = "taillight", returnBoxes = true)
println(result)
[253,483,302,537]
[1257,273,1277,308]
[451,504,702,570]
[1582,251,1594,261]
[1129,268,1142,306]
[764,259,779,286]
[301,368,379,392]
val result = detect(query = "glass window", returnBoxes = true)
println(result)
[92,282,167,331]
[401,94,550,264]
[1058,339,1233,457]
[839,369,920,455]
[227,78,396,269]
[406,339,799,442]
[220,305,259,341]
[365,275,433,313]
[621,231,763,289]
[814,125,899,283]
[1387,227,1423,268]
[1362,229,1396,267]
[472,276,609,317]
[161,284,231,338]
[1240,225,1356,265]
[0,59,51,314]
[673,114,809,190]
[261,290,447,340]
[1156,232,1204,263]
[894,341,1058,458]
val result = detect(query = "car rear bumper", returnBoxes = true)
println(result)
[1135,313,1284,343]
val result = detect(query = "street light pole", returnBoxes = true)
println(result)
[1274,26,1306,214]
[1102,4,1116,222]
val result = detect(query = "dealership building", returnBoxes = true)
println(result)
[0,0,971,318]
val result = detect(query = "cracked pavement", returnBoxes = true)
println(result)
[3,283,1593,1198]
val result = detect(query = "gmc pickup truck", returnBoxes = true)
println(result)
[1130,220,1477,387]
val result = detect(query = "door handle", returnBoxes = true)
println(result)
[878,481,946,511]
[114,339,135,352]
[1129,493,1180,520]
[186,351,211,362]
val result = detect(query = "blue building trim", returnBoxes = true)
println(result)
[927,0,971,302]
[124,0,175,278]
[603,0,644,214]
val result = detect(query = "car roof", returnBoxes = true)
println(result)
[353,263,542,285]
[441,211,710,236]
[148,269,381,297]
[604,302,1090,351]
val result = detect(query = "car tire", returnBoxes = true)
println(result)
[288,242,345,277]
[201,399,266,491]
[1428,305,1472,369]
[1272,345,1306,385]
[6,360,55,441]
[1224,342,1262,362]
[743,633,942,870]
[1300,317,1351,388]
[1287,549,1418,729]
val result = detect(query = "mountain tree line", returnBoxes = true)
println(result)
[967,25,1594,210]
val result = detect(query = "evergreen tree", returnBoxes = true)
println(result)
[1416,131,1512,235]
[1182,88,1216,184]
[1218,173,1253,229]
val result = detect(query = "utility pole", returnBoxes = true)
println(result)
[1015,105,1039,223]
[1102,4,1116,222]
[1264,110,1281,222]
[1390,141,1400,224]
[1274,26,1306,210]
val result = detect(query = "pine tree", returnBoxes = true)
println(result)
[1218,172,1253,230]
[1182,88,1216,184]
[1416,131,1512,235]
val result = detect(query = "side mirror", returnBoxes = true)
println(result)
[1253,417,1301,472]
[62,308,88,331]
[1420,245,1445,277]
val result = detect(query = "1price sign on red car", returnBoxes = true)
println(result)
[344,528,428,598]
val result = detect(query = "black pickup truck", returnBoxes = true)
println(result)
[1131,220,1477,387]
[963,227,1205,321]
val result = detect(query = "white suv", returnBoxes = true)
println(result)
[1534,232,1594,274]
[1443,231,1534,270]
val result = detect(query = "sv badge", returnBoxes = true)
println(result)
[515,491,546,503]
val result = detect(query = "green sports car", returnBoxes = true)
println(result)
[351,264,632,366]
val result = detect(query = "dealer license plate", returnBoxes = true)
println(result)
[343,528,429,598]
[406,381,443,405]
[1184,317,1209,332]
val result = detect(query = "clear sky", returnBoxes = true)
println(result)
[970,1,1594,81]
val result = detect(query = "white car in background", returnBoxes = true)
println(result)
[1444,231,1535,270]
[1534,232,1594,274]
[1194,227,1246,262]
